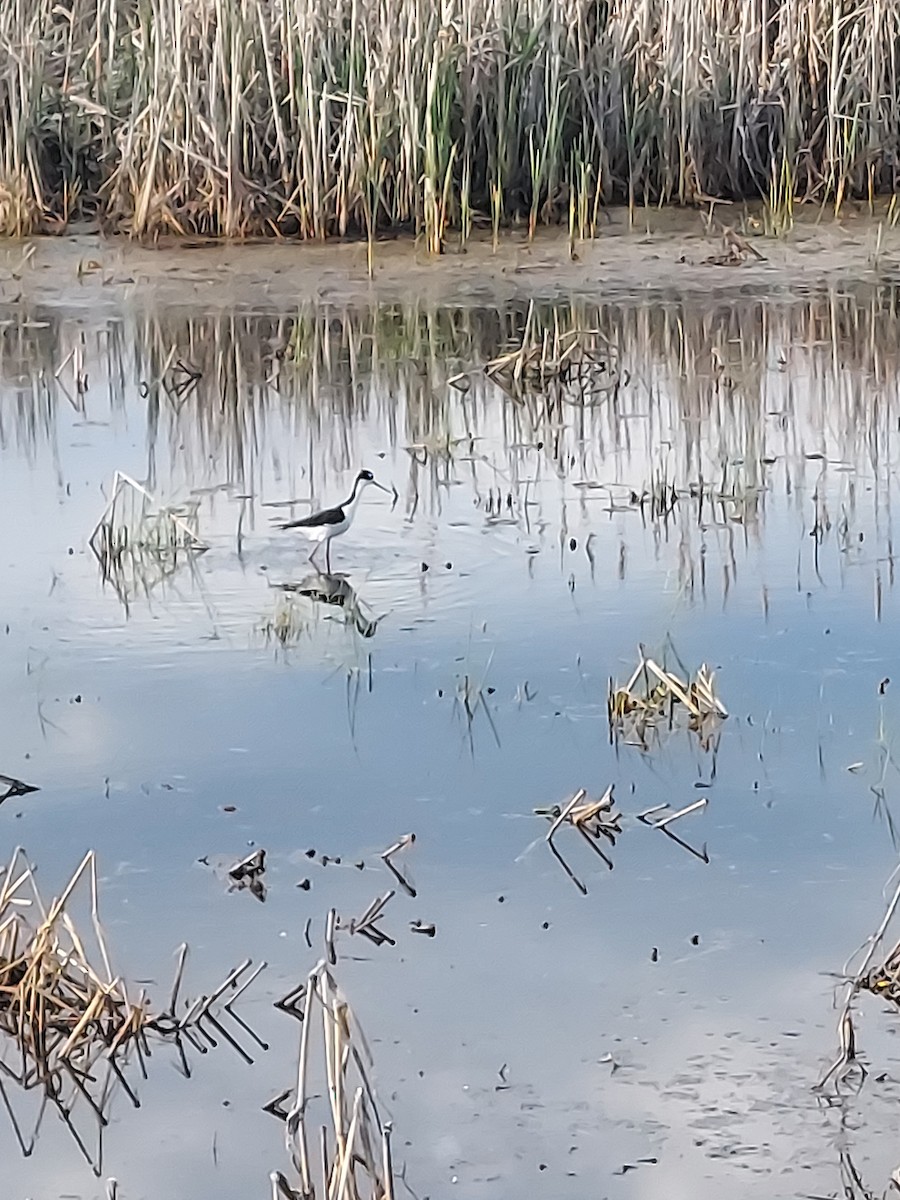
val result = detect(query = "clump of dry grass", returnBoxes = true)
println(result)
[2,0,900,242]
[88,470,207,610]
[608,646,727,750]
[0,848,265,1172]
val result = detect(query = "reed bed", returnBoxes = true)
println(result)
[5,292,900,496]
[4,290,894,499]
[2,0,900,241]
[0,848,265,1172]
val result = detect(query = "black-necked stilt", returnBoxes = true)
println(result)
[276,469,389,572]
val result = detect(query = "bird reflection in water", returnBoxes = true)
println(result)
[268,572,379,642]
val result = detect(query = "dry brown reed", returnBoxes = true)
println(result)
[2,1,900,241]
[636,799,710,863]
[608,647,727,750]
[270,960,394,1200]
[485,301,624,402]
[536,785,622,894]
[0,848,265,1172]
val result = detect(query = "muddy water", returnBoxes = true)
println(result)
[1,272,900,1199]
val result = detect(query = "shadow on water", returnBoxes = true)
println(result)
[4,286,900,1197]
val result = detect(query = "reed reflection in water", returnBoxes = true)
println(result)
[1,286,900,1199]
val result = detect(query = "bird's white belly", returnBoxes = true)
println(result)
[309,517,349,542]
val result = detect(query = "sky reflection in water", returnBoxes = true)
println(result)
[0,291,899,1199]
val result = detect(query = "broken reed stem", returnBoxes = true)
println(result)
[547,790,586,842]
[382,1124,395,1200]
[652,798,708,828]
[334,1087,364,1200]
[286,967,319,1192]
[275,960,391,1200]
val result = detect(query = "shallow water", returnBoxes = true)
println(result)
[2,286,900,1199]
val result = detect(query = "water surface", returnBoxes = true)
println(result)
[1,288,899,1199]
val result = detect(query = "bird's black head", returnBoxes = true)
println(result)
[352,468,389,498]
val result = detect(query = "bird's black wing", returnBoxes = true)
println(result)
[277,505,344,530]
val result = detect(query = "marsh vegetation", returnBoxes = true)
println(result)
[2,0,900,245]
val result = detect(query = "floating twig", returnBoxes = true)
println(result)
[381,834,417,898]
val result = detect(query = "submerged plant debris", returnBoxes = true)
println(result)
[228,849,268,902]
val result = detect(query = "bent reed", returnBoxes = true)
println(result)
[0,0,898,243]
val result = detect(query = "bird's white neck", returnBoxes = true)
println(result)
[344,478,368,510]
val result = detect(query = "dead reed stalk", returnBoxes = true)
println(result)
[271,961,394,1200]
[536,785,622,893]
[88,470,207,610]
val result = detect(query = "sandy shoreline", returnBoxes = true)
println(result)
[1,208,898,313]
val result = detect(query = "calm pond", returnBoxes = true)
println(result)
[1,272,899,1199]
